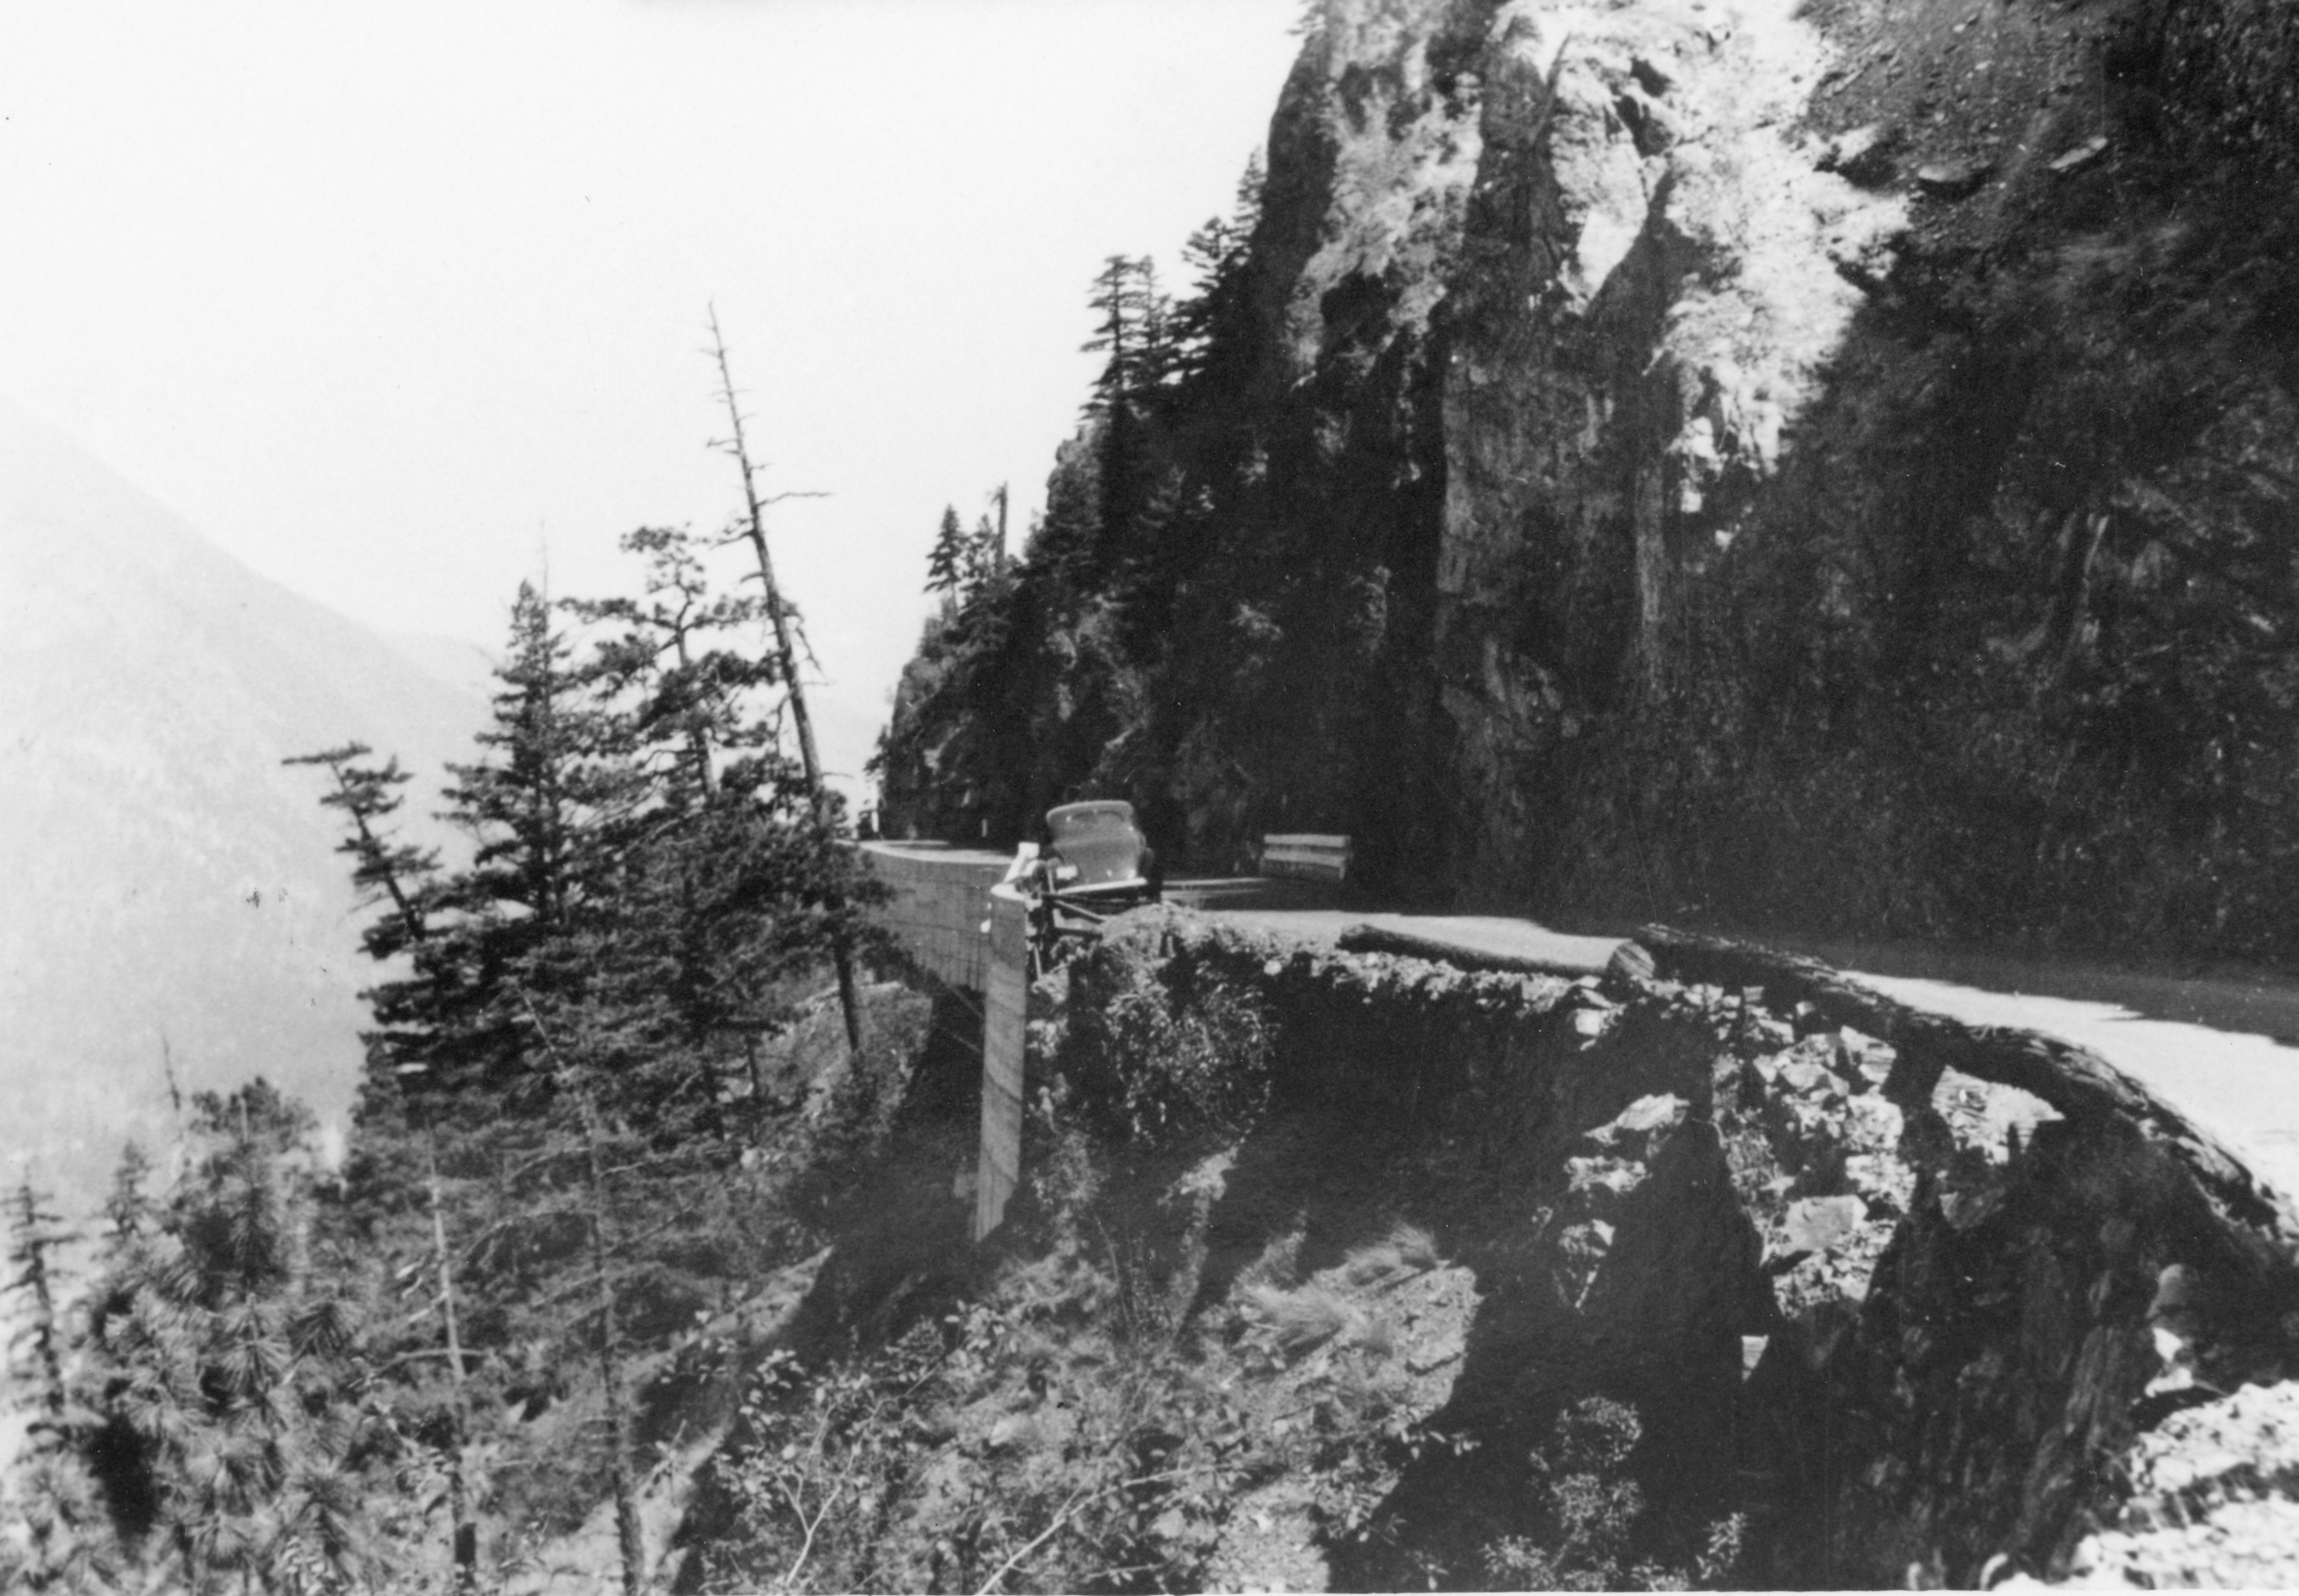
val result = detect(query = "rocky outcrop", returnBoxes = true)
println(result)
[1429,0,1905,898]
[1262,0,2299,941]
[1205,0,2299,946]
[2047,1381,2299,1587]
[882,0,2299,952]
[1036,908,2299,1585]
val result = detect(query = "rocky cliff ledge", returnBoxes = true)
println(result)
[1013,908,2299,1586]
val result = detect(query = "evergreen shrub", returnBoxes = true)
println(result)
[1054,936,1274,1149]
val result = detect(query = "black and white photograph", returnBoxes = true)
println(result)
[6,0,2299,1588]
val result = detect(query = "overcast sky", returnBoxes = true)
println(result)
[0,0,1303,796]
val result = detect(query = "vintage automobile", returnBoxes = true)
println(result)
[1021,800,1160,973]
[1041,801,1159,896]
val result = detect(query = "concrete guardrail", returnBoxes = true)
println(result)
[858,842,1029,1239]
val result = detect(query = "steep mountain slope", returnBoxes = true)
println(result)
[0,406,482,1209]
[882,0,2299,959]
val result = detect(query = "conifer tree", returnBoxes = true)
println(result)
[444,582,638,982]
[985,481,1010,581]
[566,523,777,808]
[1080,255,1179,587]
[292,582,633,1114]
[2,1181,120,1593]
[290,602,631,1588]
[99,1144,156,1265]
[926,496,1010,602]
[926,505,971,596]
[78,1085,370,1594]
[1171,152,1264,394]
[280,746,489,1590]
[284,745,440,962]
[286,489,891,1594]
[328,581,642,1111]
[292,598,620,1590]
[1082,255,1145,411]
[8,1182,72,1441]
[561,521,880,1080]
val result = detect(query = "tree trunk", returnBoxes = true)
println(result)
[427,1142,480,1592]
[994,482,1009,578]
[577,1083,645,1596]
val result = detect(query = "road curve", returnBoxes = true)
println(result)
[1217,899,2299,1205]
[861,846,2299,1208]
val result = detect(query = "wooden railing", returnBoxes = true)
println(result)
[1259,833,1351,883]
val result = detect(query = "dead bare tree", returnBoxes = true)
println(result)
[705,306,866,1059]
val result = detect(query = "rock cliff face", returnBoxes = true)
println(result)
[1427,0,1906,871]
[1234,0,2299,946]
[881,0,2299,942]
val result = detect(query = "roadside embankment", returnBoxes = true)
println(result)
[993,907,2299,1587]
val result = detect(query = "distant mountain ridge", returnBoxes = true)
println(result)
[0,404,484,1211]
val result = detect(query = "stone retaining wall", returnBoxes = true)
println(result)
[1033,907,2299,1584]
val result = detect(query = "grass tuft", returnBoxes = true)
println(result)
[1388,1221,1440,1271]
[1242,1281,1352,1354]
[1236,1228,1304,1291]
[1342,1220,1442,1286]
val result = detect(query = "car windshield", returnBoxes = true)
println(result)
[1051,805,1133,838]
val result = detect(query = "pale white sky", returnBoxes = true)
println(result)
[0,0,1303,795]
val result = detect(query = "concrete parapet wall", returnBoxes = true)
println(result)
[859,842,1009,992]
[857,842,1031,1240]
[978,886,1029,1241]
